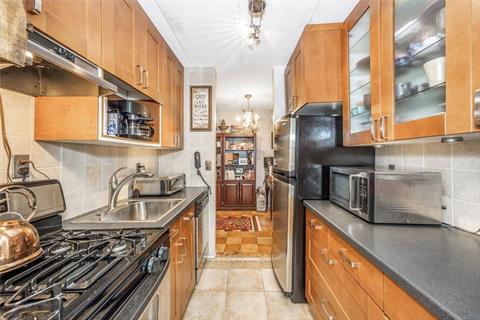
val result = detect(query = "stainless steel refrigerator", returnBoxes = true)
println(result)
[271,114,374,302]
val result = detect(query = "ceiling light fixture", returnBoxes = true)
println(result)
[236,94,260,134]
[248,0,266,45]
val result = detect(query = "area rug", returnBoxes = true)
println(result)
[216,215,261,232]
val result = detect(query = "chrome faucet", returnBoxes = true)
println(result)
[101,166,154,217]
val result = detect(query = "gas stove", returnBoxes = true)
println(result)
[0,223,169,320]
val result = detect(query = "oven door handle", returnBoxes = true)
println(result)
[349,174,362,212]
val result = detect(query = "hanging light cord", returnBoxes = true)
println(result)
[0,92,13,183]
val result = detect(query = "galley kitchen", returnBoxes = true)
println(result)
[0,0,479,319]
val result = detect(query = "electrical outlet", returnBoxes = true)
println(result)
[13,154,30,179]
[205,160,212,171]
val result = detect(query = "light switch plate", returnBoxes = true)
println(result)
[205,160,212,171]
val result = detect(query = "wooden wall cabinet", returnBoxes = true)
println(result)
[26,0,184,149]
[342,0,382,146]
[305,208,436,320]
[101,0,136,85]
[24,0,102,66]
[170,206,195,320]
[285,24,343,114]
[162,50,184,149]
[344,0,478,145]
[34,96,163,148]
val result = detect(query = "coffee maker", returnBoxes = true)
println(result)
[107,100,154,141]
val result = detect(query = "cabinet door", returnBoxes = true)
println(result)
[473,0,480,133]
[180,208,195,317]
[343,0,381,145]
[144,26,161,101]
[173,62,184,149]
[216,182,223,208]
[285,62,295,114]
[223,182,239,206]
[162,53,176,148]
[170,220,181,320]
[293,50,305,110]
[25,0,102,65]
[101,0,135,84]
[240,182,256,207]
[382,0,447,140]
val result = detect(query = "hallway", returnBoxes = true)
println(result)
[183,257,312,320]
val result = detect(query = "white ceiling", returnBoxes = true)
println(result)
[140,0,359,112]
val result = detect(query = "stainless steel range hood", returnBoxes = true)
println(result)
[0,28,118,97]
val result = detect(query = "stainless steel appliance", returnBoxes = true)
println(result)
[0,181,171,320]
[195,192,209,283]
[272,114,374,302]
[0,28,117,96]
[107,100,155,141]
[133,173,186,197]
[329,167,442,224]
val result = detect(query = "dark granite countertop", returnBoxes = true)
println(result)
[304,200,480,320]
[63,187,209,230]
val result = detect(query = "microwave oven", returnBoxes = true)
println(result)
[329,167,442,225]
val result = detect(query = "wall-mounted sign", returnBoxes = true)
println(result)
[190,86,212,131]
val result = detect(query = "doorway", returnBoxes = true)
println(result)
[215,132,272,256]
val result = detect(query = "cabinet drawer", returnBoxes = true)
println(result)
[306,261,349,320]
[384,277,435,320]
[330,231,384,308]
[311,238,383,320]
[306,209,330,250]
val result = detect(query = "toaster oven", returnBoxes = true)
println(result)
[329,167,442,225]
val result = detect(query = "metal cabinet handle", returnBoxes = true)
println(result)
[170,228,179,238]
[175,239,184,264]
[338,249,360,269]
[309,219,324,230]
[319,299,336,320]
[135,65,144,85]
[380,115,391,140]
[142,69,149,89]
[370,118,382,142]
[474,89,480,128]
[320,249,337,265]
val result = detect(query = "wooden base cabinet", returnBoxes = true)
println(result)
[305,208,436,320]
[170,206,195,320]
[217,181,256,210]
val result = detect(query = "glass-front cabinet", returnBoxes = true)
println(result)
[390,0,447,139]
[343,0,381,145]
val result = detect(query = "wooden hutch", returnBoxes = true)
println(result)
[216,133,256,210]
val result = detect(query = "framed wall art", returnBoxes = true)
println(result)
[190,86,212,131]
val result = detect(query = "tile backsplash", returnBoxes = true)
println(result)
[376,141,480,232]
[0,89,159,219]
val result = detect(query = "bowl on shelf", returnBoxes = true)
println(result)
[423,56,445,87]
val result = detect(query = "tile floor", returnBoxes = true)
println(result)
[183,257,313,320]
[216,211,273,257]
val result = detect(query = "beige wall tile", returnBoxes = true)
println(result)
[452,200,480,232]
[424,142,451,169]
[452,171,480,203]
[402,143,424,170]
[452,140,480,171]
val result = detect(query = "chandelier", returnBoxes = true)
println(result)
[236,94,260,134]
[248,0,266,45]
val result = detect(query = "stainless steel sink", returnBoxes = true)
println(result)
[64,198,185,229]
[100,199,184,222]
